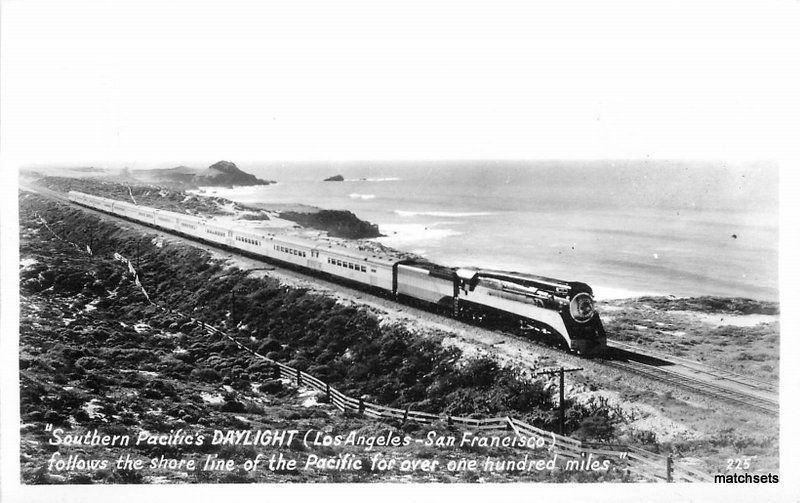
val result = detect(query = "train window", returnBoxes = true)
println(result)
[371,268,377,273]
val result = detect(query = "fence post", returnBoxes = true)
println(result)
[272,365,280,379]
[296,368,302,386]
[326,383,331,401]
[358,397,365,416]
[558,367,565,435]
[666,455,673,483]
[403,405,409,422]
[447,416,453,426]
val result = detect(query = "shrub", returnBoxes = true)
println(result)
[257,379,283,394]
[190,367,221,383]
[572,414,615,441]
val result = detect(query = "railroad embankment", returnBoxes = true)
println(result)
[18,190,780,482]
[598,297,779,382]
[20,193,635,483]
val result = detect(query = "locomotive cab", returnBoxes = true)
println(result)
[455,269,607,356]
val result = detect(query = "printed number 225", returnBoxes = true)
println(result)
[727,458,752,471]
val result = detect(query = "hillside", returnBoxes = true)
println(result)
[132,161,274,188]
[18,192,637,484]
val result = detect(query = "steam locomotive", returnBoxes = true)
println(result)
[69,190,607,355]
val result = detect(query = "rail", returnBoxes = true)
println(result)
[28,208,715,483]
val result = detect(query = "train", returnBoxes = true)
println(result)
[68,190,607,355]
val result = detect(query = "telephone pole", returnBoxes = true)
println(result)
[535,366,583,435]
[230,289,236,329]
[87,224,94,255]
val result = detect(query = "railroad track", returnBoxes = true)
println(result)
[608,340,777,393]
[603,341,779,416]
[24,184,781,417]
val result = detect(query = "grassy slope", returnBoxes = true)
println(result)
[599,297,779,381]
[20,193,632,484]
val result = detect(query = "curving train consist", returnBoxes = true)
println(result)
[69,190,607,355]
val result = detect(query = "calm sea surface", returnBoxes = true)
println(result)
[205,161,778,301]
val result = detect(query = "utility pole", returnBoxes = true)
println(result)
[535,366,583,435]
[666,455,673,483]
[230,290,236,329]
[87,224,94,255]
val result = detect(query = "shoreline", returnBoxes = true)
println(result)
[17,191,780,481]
[193,184,778,303]
[28,174,777,303]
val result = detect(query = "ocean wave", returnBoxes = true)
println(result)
[395,210,493,218]
[349,193,376,200]
[346,177,401,182]
[376,223,462,243]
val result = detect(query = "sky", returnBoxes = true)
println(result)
[1,0,799,167]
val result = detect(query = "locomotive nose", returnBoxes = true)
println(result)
[569,292,596,322]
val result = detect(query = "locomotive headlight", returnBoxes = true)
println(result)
[569,292,595,323]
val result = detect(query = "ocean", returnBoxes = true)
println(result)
[203,161,778,301]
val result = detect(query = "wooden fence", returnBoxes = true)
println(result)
[201,322,713,482]
[32,212,713,483]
